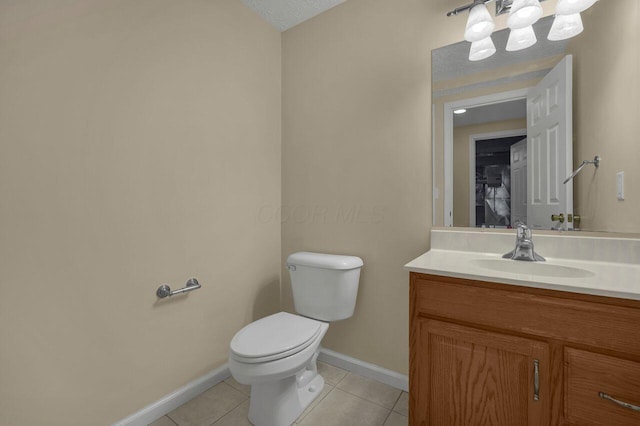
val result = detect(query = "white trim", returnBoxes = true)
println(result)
[432,102,437,226]
[468,129,527,227]
[318,347,409,392]
[112,364,231,426]
[443,88,529,227]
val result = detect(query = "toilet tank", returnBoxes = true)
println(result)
[287,252,363,322]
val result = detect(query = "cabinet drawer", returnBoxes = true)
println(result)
[565,348,640,426]
[412,275,640,356]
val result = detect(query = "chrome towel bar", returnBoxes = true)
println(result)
[156,278,201,298]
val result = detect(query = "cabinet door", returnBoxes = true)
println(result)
[413,319,549,426]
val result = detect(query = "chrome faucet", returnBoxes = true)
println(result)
[503,223,545,262]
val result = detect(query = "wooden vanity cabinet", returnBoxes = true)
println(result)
[409,272,640,426]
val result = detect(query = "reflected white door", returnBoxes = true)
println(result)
[527,55,573,230]
[511,138,527,226]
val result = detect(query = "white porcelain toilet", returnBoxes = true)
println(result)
[228,252,363,426]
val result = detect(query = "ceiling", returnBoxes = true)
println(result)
[240,0,348,31]
[453,99,526,127]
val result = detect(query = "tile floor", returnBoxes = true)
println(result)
[149,362,408,426]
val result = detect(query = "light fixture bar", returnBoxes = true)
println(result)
[447,0,491,17]
[447,0,549,17]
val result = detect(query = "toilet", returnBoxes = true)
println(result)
[228,251,363,426]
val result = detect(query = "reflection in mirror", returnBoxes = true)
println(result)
[432,0,640,234]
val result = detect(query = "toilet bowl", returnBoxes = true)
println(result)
[228,252,363,426]
[229,312,329,426]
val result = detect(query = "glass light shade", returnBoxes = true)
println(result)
[469,37,496,61]
[556,0,598,15]
[506,25,537,51]
[507,0,543,29]
[548,13,584,40]
[464,3,495,42]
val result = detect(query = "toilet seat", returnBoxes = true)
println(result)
[230,312,324,364]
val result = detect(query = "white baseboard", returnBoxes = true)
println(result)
[114,349,408,426]
[112,364,231,426]
[318,347,409,392]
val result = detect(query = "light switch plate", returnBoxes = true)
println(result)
[617,171,625,200]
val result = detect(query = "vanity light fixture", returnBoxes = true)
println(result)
[446,0,598,60]
[464,2,495,42]
[447,0,497,61]
[506,25,537,51]
[555,0,599,15]
[548,0,598,41]
[469,37,497,61]
[548,13,583,41]
[507,0,543,30]
[447,0,547,61]
[506,0,542,50]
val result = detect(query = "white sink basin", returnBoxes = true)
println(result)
[472,259,595,279]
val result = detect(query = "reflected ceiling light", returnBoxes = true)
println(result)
[469,37,497,61]
[507,0,543,29]
[454,108,468,114]
[464,3,495,42]
[506,25,537,51]
[548,13,583,40]
[556,0,598,15]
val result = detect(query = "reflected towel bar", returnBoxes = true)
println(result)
[156,278,201,298]
[563,155,600,184]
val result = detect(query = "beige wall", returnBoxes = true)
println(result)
[281,0,558,376]
[453,119,527,227]
[282,0,432,374]
[569,0,640,232]
[0,1,281,425]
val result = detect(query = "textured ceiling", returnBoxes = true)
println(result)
[241,0,348,31]
[453,99,527,127]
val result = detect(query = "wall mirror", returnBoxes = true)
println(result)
[432,0,639,234]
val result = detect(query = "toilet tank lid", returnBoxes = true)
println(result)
[287,252,363,270]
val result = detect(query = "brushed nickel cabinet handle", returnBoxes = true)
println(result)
[533,359,540,401]
[599,392,640,412]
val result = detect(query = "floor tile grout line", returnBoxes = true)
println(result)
[381,409,393,426]
[166,414,179,426]
[325,369,349,388]
[295,384,336,424]
[390,391,404,415]
[333,372,403,411]
[393,392,403,406]
[161,415,179,426]
[331,385,401,411]
[223,378,251,398]
[208,404,235,426]
[210,395,249,425]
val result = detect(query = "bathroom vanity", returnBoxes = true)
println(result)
[406,229,640,426]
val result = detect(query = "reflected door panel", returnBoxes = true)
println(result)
[511,138,527,225]
[526,55,573,230]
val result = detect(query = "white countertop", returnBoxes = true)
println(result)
[405,229,640,301]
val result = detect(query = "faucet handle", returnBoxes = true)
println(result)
[515,222,531,240]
